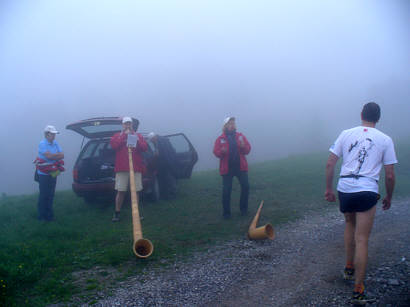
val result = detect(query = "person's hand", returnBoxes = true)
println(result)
[124,128,131,134]
[325,189,336,202]
[221,146,227,154]
[382,196,392,210]
[239,136,245,148]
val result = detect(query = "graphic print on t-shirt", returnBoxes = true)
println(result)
[348,141,358,153]
[348,138,374,175]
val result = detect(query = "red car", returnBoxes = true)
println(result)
[66,117,198,203]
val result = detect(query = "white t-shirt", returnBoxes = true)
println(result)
[330,126,397,193]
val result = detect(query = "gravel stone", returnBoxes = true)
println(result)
[388,279,400,286]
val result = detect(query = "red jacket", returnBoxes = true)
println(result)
[213,131,251,175]
[34,157,65,174]
[110,132,148,173]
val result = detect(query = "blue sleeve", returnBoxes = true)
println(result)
[55,141,62,153]
[38,142,47,155]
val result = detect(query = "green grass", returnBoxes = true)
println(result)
[1,146,409,306]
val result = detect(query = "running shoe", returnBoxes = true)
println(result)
[112,212,120,222]
[343,267,355,281]
[351,291,376,305]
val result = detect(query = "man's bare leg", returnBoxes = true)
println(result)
[115,191,126,212]
[344,212,356,266]
[354,205,377,286]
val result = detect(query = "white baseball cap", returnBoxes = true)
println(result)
[147,132,156,139]
[44,125,59,134]
[223,116,235,125]
[122,116,132,123]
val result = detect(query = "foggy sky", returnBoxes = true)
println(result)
[1,0,409,195]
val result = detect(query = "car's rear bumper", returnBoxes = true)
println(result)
[72,182,114,197]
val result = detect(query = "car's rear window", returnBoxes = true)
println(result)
[80,124,122,135]
[81,142,98,159]
[80,141,116,161]
[94,142,106,157]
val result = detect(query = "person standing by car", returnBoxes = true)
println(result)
[110,117,148,222]
[35,125,64,221]
[148,132,179,199]
[213,117,251,219]
[325,102,397,304]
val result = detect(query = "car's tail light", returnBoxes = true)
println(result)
[73,168,78,181]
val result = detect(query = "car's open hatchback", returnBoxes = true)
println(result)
[66,117,139,139]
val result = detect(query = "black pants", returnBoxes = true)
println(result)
[222,170,249,217]
[158,168,177,199]
[338,191,379,213]
[37,174,57,221]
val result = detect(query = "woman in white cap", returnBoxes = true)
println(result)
[213,117,251,219]
[35,125,64,221]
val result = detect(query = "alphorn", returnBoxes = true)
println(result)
[128,147,154,258]
[248,200,275,240]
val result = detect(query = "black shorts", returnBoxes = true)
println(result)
[338,191,379,213]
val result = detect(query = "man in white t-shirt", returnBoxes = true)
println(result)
[325,102,397,305]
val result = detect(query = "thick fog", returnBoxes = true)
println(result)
[1,0,409,195]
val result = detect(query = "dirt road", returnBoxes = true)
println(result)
[206,200,410,307]
[90,199,410,306]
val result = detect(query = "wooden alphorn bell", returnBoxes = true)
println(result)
[248,200,275,240]
[128,147,154,258]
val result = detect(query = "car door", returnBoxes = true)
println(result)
[164,133,198,179]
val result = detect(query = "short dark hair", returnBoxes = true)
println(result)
[361,102,380,123]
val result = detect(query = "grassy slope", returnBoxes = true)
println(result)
[0,147,409,306]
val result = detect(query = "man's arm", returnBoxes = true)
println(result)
[44,152,64,160]
[325,153,339,202]
[238,133,251,155]
[213,137,226,158]
[110,132,126,150]
[382,164,395,210]
[136,133,148,152]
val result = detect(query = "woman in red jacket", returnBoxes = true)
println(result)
[110,116,148,222]
[213,117,251,219]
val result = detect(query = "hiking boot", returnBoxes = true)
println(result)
[351,291,376,305]
[112,211,120,222]
[343,267,355,281]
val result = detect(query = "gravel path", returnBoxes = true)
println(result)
[84,199,409,306]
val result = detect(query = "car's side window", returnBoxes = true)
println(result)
[167,135,190,153]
